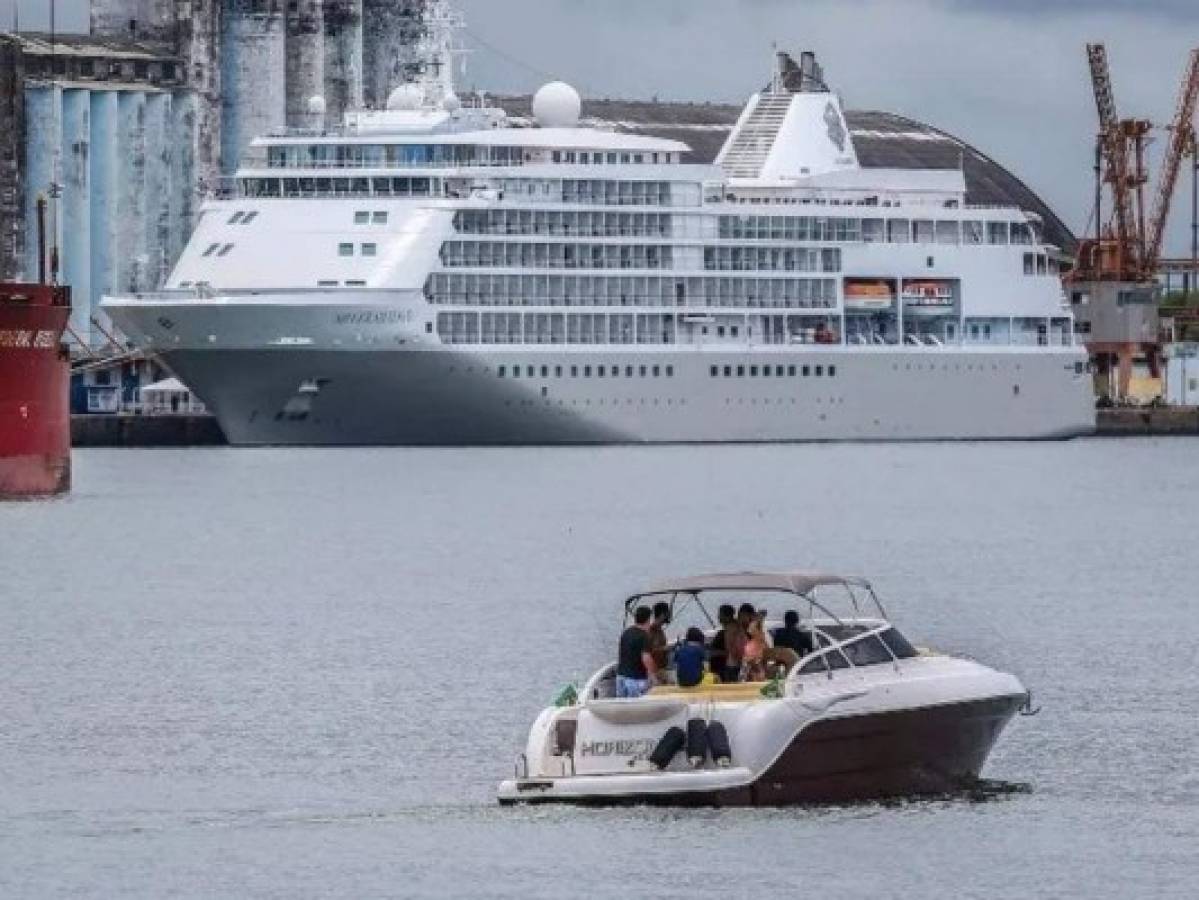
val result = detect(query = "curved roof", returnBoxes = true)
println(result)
[494,96,1076,254]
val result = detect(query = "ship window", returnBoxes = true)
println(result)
[717,326,726,337]
[666,366,673,377]
[710,365,718,377]
[597,366,606,376]
[750,366,758,376]
[829,365,837,377]
[652,365,660,377]
[802,366,811,377]
[202,243,220,257]
[815,365,824,376]
[584,366,592,377]
[736,365,745,377]
[362,243,378,257]
[227,212,244,224]
[317,280,338,287]
[527,366,535,377]
[339,243,354,256]
[511,366,519,378]
[1023,253,1035,275]
[498,366,506,377]
[625,366,633,376]
[571,366,578,377]
[787,366,795,376]
[841,635,895,667]
[879,628,918,660]
[345,280,366,286]
[730,326,739,337]
[541,366,549,377]
[354,211,370,224]
[372,212,388,224]
[639,366,647,377]
[724,366,732,377]
[774,365,783,376]
[555,366,563,377]
[179,281,193,288]
[217,243,234,257]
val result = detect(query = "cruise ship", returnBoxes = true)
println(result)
[103,3,1094,446]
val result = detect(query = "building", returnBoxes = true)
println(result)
[0,31,195,347]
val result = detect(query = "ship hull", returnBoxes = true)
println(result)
[1,285,71,499]
[158,345,1095,446]
[500,694,1024,807]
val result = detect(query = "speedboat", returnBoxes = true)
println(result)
[498,572,1030,806]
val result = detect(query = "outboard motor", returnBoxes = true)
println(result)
[650,727,686,770]
[708,720,732,767]
[686,718,709,768]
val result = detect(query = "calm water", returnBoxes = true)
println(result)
[2,440,1197,898]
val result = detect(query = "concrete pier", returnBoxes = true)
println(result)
[1096,407,1199,436]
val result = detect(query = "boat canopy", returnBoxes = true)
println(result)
[624,572,887,626]
[630,572,872,601]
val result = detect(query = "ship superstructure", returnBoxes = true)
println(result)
[103,6,1094,445]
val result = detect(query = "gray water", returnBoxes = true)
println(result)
[2,440,1197,898]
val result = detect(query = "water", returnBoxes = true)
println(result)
[2,440,1197,898]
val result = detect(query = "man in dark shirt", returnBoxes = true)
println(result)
[617,605,657,698]
[773,610,814,658]
[675,627,708,688]
[709,604,743,683]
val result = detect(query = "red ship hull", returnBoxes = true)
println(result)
[1,283,71,499]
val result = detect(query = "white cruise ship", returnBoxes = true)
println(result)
[103,3,1094,446]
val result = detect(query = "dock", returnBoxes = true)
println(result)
[1095,407,1199,436]
[72,415,227,448]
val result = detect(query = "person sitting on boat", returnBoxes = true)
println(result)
[675,628,708,689]
[710,605,745,683]
[617,606,658,699]
[742,612,770,682]
[772,610,814,659]
[648,601,672,670]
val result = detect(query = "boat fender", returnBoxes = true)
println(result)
[649,726,686,770]
[707,720,732,768]
[686,718,708,768]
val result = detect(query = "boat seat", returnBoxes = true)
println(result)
[648,682,768,702]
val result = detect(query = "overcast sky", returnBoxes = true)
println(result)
[6,0,1198,252]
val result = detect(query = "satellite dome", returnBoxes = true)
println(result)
[386,83,424,111]
[533,81,581,128]
[306,95,327,116]
[443,92,461,113]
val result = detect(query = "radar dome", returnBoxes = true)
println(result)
[306,95,327,116]
[443,92,462,113]
[533,81,581,128]
[386,83,424,111]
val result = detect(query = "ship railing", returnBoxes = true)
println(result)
[784,620,903,694]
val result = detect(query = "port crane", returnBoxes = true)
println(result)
[1079,44,1199,283]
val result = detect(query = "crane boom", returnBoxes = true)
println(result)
[1087,43,1137,270]
[1145,48,1199,271]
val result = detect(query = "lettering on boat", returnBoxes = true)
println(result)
[335,310,414,326]
[579,739,657,759]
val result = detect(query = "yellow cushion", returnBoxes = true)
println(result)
[649,682,768,702]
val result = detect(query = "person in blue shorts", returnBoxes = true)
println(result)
[616,606,657,698]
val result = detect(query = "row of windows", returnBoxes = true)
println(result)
[226,211,259,225]
[239,176,441,199]
[201,242,234,258]
[262,144,677,170]
[266,143,526,169]
[424,274,837,309]
[441,241,674,270]
[709,363,836,378]
[497,179,699,208]
[499,363,677,379]
[338,242,378,257]
[454,209,672,238]
[1022,253,1059,276]
[719,216,1039,246]
[704,246,841,273]
[439,312,681,346]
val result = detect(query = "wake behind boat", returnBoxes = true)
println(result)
[498,573,1029,806]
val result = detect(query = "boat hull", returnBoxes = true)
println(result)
[153,345,1094,446]
[1,284,71,500]
[498,694,1024,807]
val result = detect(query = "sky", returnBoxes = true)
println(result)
[5,0,1198,253]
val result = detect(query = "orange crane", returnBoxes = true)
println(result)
[1079,44,1199,283]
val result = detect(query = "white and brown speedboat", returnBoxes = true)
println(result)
[498,572,1030,806]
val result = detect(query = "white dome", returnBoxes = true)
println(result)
[443,92,461,113]
[533,81,581,129]
[386,83,424,111]
[306,95,327,115]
